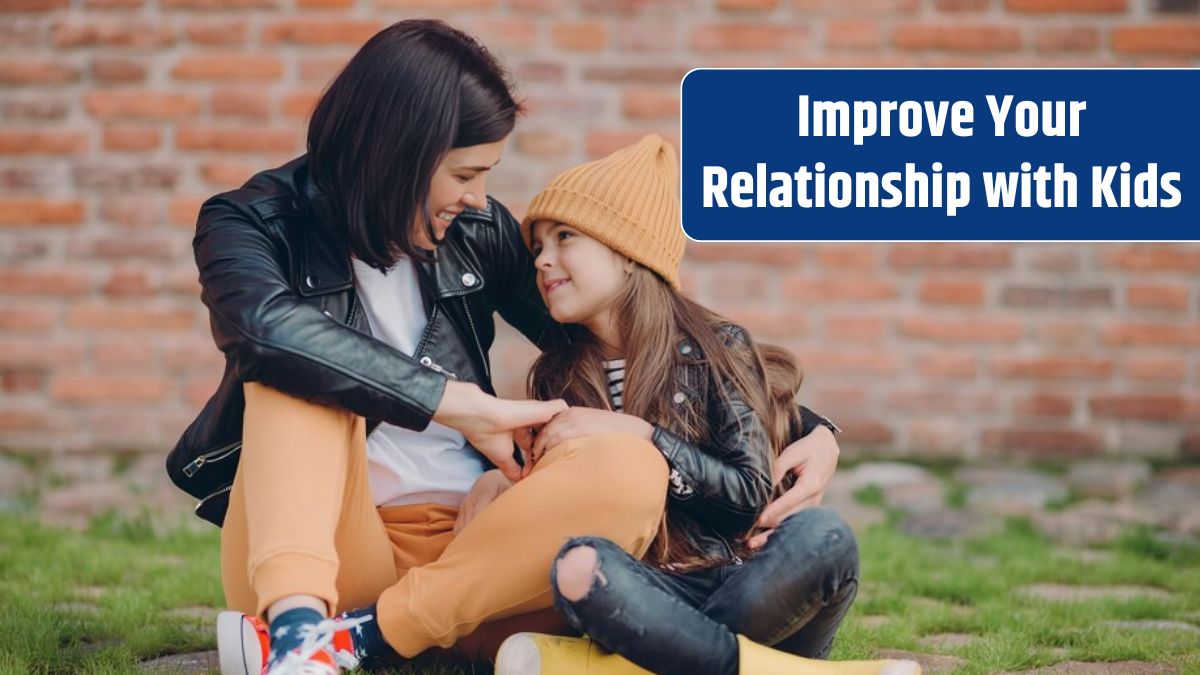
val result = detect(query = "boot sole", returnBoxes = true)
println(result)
[217,610,263,675]
[494,632,543,675]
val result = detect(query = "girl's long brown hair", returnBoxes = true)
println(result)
[528,266,804,570]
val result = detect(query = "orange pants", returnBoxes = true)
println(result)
[220,383,668,658]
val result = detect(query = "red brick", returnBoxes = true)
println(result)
[262,19,382,44]
[621,89,679,120]
[982,428,1102,458]
[827,19,882,50]
[76,234,180,259]
[1027,247,1082,272]
[993,356,1114,380]
[718,0,777,8]
[1,97,69,121]
[1089,394,1198,422]
[933,0,989,9]
[282,90,321,119]
[792,0,919,9]
[185,19,248,46]
[83,0,143,7]
[161,0,277,8]
[687,242,806,266]
[1126,283,1190,311]
[0,339,84,368]
[170,196,206,227]
[1014,393,1075,417]
[611,18,679,52]
[1124,356,1189,382]
[98,196,165,228]
[176,126,298,153]
[796,348,901,375]
[0,130,88,155]
[1102,322,1200,347]
[172,54,284,81]
[165,339,222,371]
[709,270,770,303]
[0,410,53,432]
[719,309,808,340]
[299,55,352,83]
[583,65,689,84]
[552,21,607,50]
[515,131,572,158]
[51,19,174,48]
[1007,0,1125,11]
[51,374,171,404]
[813,244,879,270]
[0,305,55,331]
[0,0,67,10]
[1001,285,1112,308]
[103,269,157,296]
[825,315,886,341]
[1183,431,1200,459]
[211,88,271,119]
[894,24,1022,52]
[0,268,91,295]
[1116,24,1200,55]
[916,352,977,379]
[889,244,1012,269]
[86,91,201,120]
[784,277,898,302]
[3,370,47,395]
[899,316,1022,343]
[585,130,678,159]
[92,340,160,368]
[888,389,999,413]
[837,420,895,445]
[66,303,196,331]
[297,0,353,6]
[692,23,807,51]
[1102,244,1200,272]
[92,59,146,84]
[200,161,258,189]
[0,58,80,86]
[374,0,494,6]
[919,279,985,305]
[519,61,567,84]
[467,18,538,50]
[103,126,160,151]
[73,164,178,190]
[1034,27,1100,53]
[0,199,85,226]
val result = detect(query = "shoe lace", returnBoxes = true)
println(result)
[265,614,373,675]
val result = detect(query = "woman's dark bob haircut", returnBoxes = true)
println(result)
[307,19,521,270]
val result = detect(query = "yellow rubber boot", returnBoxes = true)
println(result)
[737,635,922,675]
[495,632,652,675]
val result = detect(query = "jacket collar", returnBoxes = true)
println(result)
[294,159,486,300]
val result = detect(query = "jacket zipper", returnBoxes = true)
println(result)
[194,483,233,513]
[461,297,490,379]
[414,305,439,357]
[182,440,242,478]
[346,294,360,327]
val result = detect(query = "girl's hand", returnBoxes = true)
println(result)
[454,469,513,534]
[748,426,840,549]
[523,407,654,478]
[433,381,568,481]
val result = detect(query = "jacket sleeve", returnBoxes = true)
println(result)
[650,345,774,536]
[483,198,560,350]
[194,196,447,431]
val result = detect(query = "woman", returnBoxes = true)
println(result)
[454,135,918,675]
[171,19,843,675]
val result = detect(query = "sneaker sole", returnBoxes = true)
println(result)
[494,632,543,675]
[217,610,263,675]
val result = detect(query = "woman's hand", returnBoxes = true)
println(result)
[523,407,654,478]
[454,469,513,534]
[433,381,567,481]
[748,426,840,549]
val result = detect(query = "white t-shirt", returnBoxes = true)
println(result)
[351,256,486,508]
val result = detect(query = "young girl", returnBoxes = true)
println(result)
[479,135,920,675]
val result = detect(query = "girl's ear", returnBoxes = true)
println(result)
[623,257,636,274]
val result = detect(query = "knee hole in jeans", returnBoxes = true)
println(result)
[554,545,607,602]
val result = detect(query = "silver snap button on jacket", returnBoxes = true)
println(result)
[461,272,477,287]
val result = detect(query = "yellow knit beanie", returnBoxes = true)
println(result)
[521,134,686,289]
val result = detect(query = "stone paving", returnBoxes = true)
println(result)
[5,453,1199,674]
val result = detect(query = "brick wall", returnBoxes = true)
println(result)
[1,0,1198,459]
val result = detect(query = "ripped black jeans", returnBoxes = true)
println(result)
[550,507,859,675]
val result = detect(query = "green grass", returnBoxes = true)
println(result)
[1,512,1197,675]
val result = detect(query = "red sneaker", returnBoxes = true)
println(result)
[216,611,364,675]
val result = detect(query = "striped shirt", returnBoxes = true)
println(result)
[602,358,626,411]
